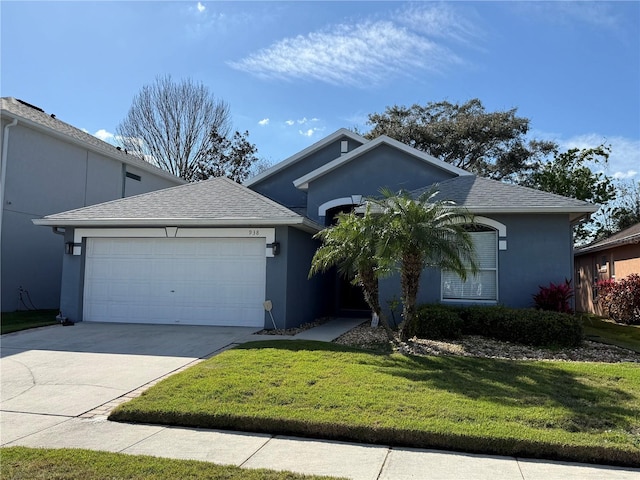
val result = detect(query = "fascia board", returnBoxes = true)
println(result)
[575,233,640,255]
[244,128,368,187]
[464,205,598,214]
[293,135,473,191]
[1,109,185,184]
[32,216,322,231]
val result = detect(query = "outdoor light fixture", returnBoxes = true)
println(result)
[267,242,280,256]
[65,242,81,255]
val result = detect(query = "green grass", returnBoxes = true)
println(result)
[1,310,58,334]
[582,316,640,353]
[110,340,640,467]
[0,447,344,480]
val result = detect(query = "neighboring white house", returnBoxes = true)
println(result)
[1,97,185,312]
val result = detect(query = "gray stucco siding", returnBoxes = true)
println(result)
[264,226,290,329]
[306,144,456,224]
[2,211,65,311]
[59,228,84,321]
[493,214,573,308]
[249,135,363,211]
[5,125,91,215]
[264,226,328,329]
[124,164,179,197]
[285,226,329,327]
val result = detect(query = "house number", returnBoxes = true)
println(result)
[248,229,260,236]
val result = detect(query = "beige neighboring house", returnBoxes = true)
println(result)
[1,97,184,312]
[574,223,640,315]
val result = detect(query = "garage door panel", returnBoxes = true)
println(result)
[84,237,266,327]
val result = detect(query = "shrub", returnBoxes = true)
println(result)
[407,304,464,340]
[596,274,640,325]
[533,279,573,313]
[413,304,584,348]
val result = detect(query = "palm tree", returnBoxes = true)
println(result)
[372,188,478,340]
[309,206,394,340]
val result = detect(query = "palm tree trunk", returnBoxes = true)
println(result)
[399,252,423,341]
[358,269,395,341]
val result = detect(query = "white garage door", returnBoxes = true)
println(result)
[83,237,266,327]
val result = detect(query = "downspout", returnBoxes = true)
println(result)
[0,117,18,305]
[1,117,18,232]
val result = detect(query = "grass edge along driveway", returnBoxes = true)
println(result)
[0,447,345,480]
[110,340,640,468]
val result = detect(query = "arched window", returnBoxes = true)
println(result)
[441,226,498,302]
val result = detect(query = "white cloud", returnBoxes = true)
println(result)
[228,5,471,87]
[296,117,319,125]
[196,2,206,14]
[299,128,323,137]
[285,120,295,126]
[613,170,638,180]
[518,2,621,30]
[94,129,114,142]
[258,118,269,126]
[395,4,481,44]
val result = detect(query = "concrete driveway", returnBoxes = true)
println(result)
[1,322,257,442]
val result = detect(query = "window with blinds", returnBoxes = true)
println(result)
[442,230,498,301]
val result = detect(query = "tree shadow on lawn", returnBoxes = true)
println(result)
[376,354,638,433]
[240,340,638,434]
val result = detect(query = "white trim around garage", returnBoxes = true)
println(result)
[73,227,277,257]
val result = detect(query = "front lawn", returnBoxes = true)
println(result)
[110,340,640,467]
[1,309,58,334]
[582,316,640,353]
[0,447,344,480]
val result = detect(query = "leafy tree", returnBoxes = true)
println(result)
[365,99,556,181]
[192,129,259,183]
[309,207,394,339]
[612,180,640,231]
[372,189,478,340]
[523,144,616,244]
[116,75,256,182]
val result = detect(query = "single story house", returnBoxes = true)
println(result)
[33,129,597,328]
[574,222,640,315]
[1,97,184,312]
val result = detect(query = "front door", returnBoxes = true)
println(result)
[325,205,370,316]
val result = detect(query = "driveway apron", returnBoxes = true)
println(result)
[0,323,256,419]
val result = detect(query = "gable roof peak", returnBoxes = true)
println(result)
[244,128,368,187]
[293,133,472,191]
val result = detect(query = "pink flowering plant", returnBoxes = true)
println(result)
[596,274,640,325]
[533,279,574,314]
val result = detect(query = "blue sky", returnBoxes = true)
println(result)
[2,1,639,179]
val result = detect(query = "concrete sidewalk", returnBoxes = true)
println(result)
[3,414,638,480]
[243,317,367,343]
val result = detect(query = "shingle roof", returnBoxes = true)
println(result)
[575,222,640,255]
[410,175,597,221]
[1,97,183,183]
[33,177,322,232]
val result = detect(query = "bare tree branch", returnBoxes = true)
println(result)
[116,75,231,181]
